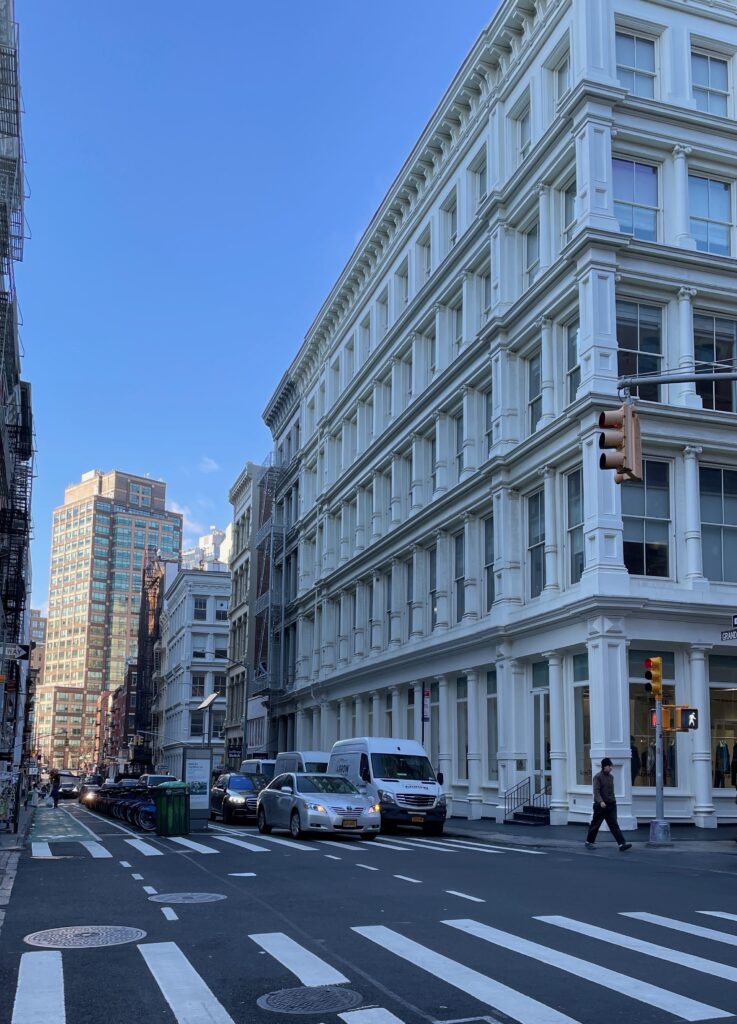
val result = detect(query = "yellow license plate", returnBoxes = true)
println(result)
[342,819,358,828]
[411,815,425,824]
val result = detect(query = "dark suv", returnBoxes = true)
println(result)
[210,772,267,824]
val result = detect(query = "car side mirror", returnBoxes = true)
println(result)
[282,786,293,795]
[437,772,444,786]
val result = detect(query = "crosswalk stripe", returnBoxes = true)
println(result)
[537,915,737,984]
[436,837,545,856]
[31,842,52,858]
[249,931,349,986]
[354,925,580,1024]
[622,912,737,948]
[321,840,362,851]
[359,840,408,851]
[211,835,270,853]
[407,837,501,855]
[161,907,178,921]
[697,911,737,924]
[143,886,157,895]
[444,919,731,1022]
[445,890,485,903]
[356,863,379,871]
[138,941,235,1024]
[12,951,65,1024]
[125,838,163,857]
[378,837,454,853]
[244,834,317,852]
[81,841,112,859]
[393,875,421,884]
[167,837,219,855]
[339,1009,405,1024]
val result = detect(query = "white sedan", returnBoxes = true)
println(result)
[257,773,381,839]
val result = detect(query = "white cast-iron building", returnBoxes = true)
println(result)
[262,0,737,827]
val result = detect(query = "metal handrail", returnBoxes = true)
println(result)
[504,776,530,821]
[531,780,551,809]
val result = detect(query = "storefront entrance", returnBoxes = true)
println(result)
[532,689,550,794]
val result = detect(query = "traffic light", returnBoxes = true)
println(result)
[649,705,673,730]
[644,656,663,701]
[598,404,642,483]
[675,706,699,731]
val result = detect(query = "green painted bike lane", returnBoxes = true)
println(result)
[28,806,98,842]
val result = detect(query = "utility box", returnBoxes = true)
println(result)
[154,782,190,836]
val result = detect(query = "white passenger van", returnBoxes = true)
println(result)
[239,758,276,780]
[273,751,331,776]
[328,737,446,835]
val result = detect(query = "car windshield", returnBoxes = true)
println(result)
[227,776,257,791]
[296,775,359,795]
[304,761,328,773]
[145,776,173,787]
[370,753,436,782]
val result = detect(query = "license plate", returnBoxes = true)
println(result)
[411,815,425,824]
[341,819,358,828]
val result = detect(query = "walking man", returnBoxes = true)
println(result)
[49,770,61,810]
[585,758,632,851]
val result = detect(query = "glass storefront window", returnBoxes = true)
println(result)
[574,684,591,785]
[709,656,737,789]
[486,670,498,782]
[629,648,677,787]
[456,677,468,780]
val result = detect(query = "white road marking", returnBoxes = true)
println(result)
[622,912,737,947]
[81,840,112,859]
[356,863,379,871]
[138,941,235,1024]
[131,873,144,881]
[377,837,455,853]
[445,890,485,903]
[78,810,140,837]
[325,855,342,860]
[340,1009,405,1024]
[31,842,52,858]
[353,925,579,1024]
[393,875,421,884]
[211,835,270,853]
[161,907,178,921]
[697,911,737,923]
[167,837,219,855]
[407,838,500,855]
[320,840,362,851]
[228,872,257,877]
[241,834,317,852]
[12,950,65,1024]
[249,931,349,986]
[56,810,100,840]
[143,885,157,894]
[538,915,737,984]
[445,918,730,1022]
[436,837,544,856]
[119,860,131,868]
[359,840,408,852]
[125,838,163,857]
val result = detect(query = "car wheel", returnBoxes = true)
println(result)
[257,806,271,834]
[290,810,304,839]
[423,823,444,837]
[362,833,376,841]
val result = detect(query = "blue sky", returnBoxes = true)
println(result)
[17,1,493,611]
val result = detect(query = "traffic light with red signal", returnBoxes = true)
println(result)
[598,404,642,483]
[644,656,663,701]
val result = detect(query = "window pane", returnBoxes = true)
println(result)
[633,207,656,241]
[691,52,709,88]
[702,524,724,581]
[689,175,709,217]
[623,542,644,576]
[709,179,730,221]
[634,72,654,98]
[617,67,635,92]
[635,37,655,72]
[711,56,728,92]
[613,159,634,202]
[616,32,635,68]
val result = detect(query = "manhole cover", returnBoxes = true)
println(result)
[147,892,226,904]
[257,986,363,1014]
[24,926,147,948]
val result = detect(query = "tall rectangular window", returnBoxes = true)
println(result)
[689,175,731,256]
[454,532,465,622]
[384,568,392,647]
[692,51,728,116]
[694,314,737,412]
[453,302,463,354]
[429,545,437,631]
[481,270,491,322]
[484,516,495,611]
[443,192,458,250]
[528,489,546,598]
[700,467,737,582]
[486,670,498,781]
[418,232,432,282]
[190,710,204,737]
[528,350,542,431]
[455,412,464,476]
[484,388,493,455]
[613,159,658,240]
[193,596,207,621]
[555,53,570,102]
[616,301,662,401]
[566,321,580,404]
[525,221,540,286]
[405,557,414,641]
[518,104,531,162]
[562,180,577,245]
[616,31,655,97]
[472,150,487,205]
[456,677,468,780]
[567,468,584,584]
[622,460,670,577]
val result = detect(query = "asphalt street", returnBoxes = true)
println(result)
[1,803,737,1024]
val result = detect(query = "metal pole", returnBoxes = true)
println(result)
[619,370,737,388]
[647,699,672,846]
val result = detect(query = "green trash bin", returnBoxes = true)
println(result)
[154,782,190,837]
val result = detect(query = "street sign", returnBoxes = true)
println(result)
[678,707,698,730]
[2,644,30,661]
[733,614,737,628]
[722,629,737,642]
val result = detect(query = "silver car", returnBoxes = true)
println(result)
[257,773,381,840]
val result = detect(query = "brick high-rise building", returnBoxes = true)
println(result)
[37,470,182,770]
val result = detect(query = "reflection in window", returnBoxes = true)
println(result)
[528,489,546,597]
[709,656,737,789]
[689,175,731,256]
[613,159,658,240]
[616,301,662,401]
[694,314,736,412]
[616,31,655,97]
[622,461,670,577]
[700,466,737,582]
[692,51,728,116]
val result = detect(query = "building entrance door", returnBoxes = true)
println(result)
[532,690,551,794]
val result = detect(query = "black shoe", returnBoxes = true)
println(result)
[619,843,632,852]
[584,841,596,849]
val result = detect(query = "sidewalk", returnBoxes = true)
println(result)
[444,815,737,854]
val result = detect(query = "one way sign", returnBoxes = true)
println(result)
[2,643,30,661]
[678,707,699,731]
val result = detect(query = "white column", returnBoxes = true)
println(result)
[371,471,384,543]
[323,702,338,748]
[295,707,307,749]
[677,287,701,408]
[413,682,423,745]
[354,486,366,553]
[410,433,425,513]
[537,183,551,271]
[339,699,350,741]
[434,531,451,632]
[465,668,482,819]
[673,145,696,250]
[461,385,480,479]
[390,558,402,647]
[339,501,350,564]
[576,256,619,397]
[491,485,523,607]
[390,687,401,739]
[573,107,620,234]
[544,652,567,825]
[538,317,554,425]
[355,695,366,736]
[312,706,321,750]
[437,675,452,804]
[370,571,383,653]
[684,446,706,586]
[390,452,404,527]
[338,591,349,666]
[354,578,368,659]
[462,513,480,621]
[690,645,716,828]
[542,465,560,594]
[411,544,426,641]
[433,412,449,495]
[371,692,382,737]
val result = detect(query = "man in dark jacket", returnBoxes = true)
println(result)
[585,758,632,851]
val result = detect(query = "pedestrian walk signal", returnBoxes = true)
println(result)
[649,705,673,730]
[676,706,699,731]
[644,656,663,701]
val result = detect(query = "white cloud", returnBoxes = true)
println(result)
[169,501,206,544]
[198,456,221,474]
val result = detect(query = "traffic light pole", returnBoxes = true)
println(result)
[648,699,672,847]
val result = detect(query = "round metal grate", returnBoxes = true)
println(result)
[147,892,226,904]
[257,986,364,1014]
[24,925,147,949]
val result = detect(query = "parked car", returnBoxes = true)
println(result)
[78,777,103,803]
[58,775,82,799]
[240,759,275,780]
[273,751,330,776]
[257,773,381,839]
[210,772,267,824]
[138,774,175,788]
